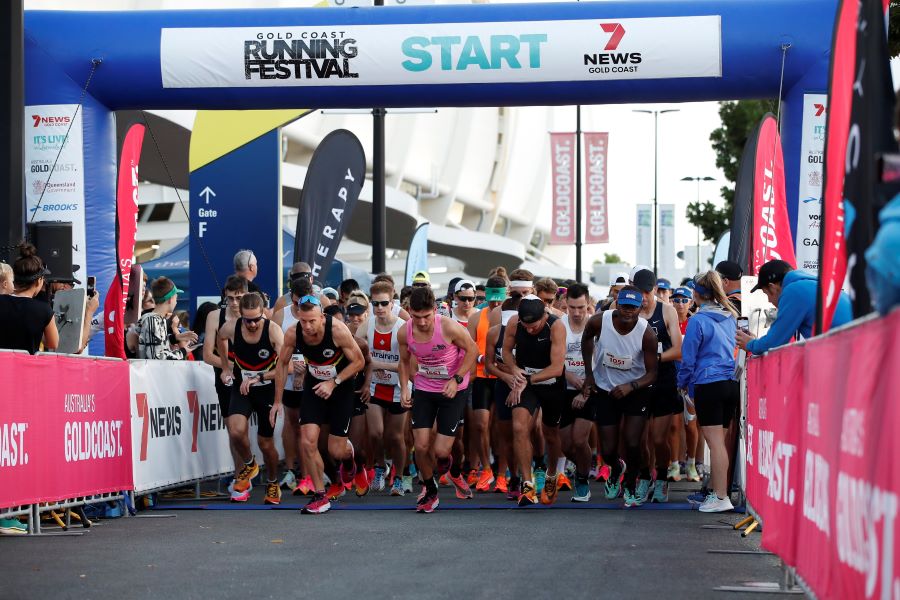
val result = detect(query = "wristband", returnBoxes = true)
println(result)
[630,381,639,391]
[524,373,532,385]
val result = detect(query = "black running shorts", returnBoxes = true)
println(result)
[471,377,495,412]
[515,383,565,427]
[299,376,355,437]
[282,389,302,410]
[369,397,409,415]
[353,393,367,417]
[559,388,598,428]
[493,380,513,422]
[694,380,740,428]
[214,367,230,415]
[649,383,683,417]
[593,387,651,427]
[229,385,276,438]
[411,389,466,437]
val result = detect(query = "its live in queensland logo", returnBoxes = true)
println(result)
[584,23,641,75]
[401,33,548,72]
[244,30,359,80]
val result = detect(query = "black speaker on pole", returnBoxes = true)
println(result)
[27,221,78,283]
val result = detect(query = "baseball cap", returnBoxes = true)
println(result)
[716,260,744,281]
[617,289,643,307]
[750,260,794,293]
[412,271,430,285]
[454,279,476,294]
[632,269,657,293]
[672,286,692,299]
[347,302,367,315]
[656,278,672,291]
[609,272,629,287]
[485,285,507,302]
[517,295,546,324]
[321,287,338,300]
[629,265,651,282]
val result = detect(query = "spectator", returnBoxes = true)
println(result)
[0,243,58,354]
[339,278,360,306]
[736,260,852,354]
[191,302,218,360]
[715,261,744,315]
[137,277,195,360]
[233,249,261,294]
[865,196,900,315]
[677,271,739,513]
[0,262,13,295]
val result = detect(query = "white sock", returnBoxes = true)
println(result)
[556,457,567,474]
[687,457,696,467]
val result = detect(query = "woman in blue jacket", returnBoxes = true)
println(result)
[677,271,738,513]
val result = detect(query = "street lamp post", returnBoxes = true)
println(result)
[634,109,679,276]
[681,175,716,273]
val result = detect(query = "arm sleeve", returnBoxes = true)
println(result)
[746,290,807,355]
[677,317,701,389]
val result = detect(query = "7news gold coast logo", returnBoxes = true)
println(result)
[244,31,359,80]
[583,23,641,74]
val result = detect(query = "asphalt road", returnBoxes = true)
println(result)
[5,481,792,600]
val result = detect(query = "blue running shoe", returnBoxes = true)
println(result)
[636,479,652,503]
[572,481,591,502]
[624,488,643,507]
[533,467,546,495]
[687,489,708,505]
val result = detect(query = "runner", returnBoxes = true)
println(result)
[670,286,701,483]
[466,275,508,492]
[534,277,564,317]
[398,286,478,513]
[446,279,478,498]
[272,262,312,315]
[501,295,566,506]
[203,275,248,489]
[581,285,659,507]
[656,278,672,304]
[633,269,683,504]
[217,292,285,504]
[557,283,594,501]
[365,281,411,496]
[273,294,366,514]
[371,273,411,320]
[338,293,372,497]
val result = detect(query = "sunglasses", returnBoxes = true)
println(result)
[672,298,691,304]
[242,315,264,324]
[456,296,476,303]
[371,300,391,307]
[541,297,554,305]
[299,295,321,306]
[475,296,486,303]
[225,294,245,303]
[290,272,312,280]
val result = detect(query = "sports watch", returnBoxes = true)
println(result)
[453,374,464,384]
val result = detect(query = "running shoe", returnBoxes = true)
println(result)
[565,460,576,478]
[624,488,643,507]
[279,470,298,491]
[698,492,734,513]
[636,479,652,503]
[557,473,573,491]
[494,475,508,494]
[572,481,591,503]
[604,459,626,500]
[598,464,611,483]
[589,465,599,480]
[301,492,332,514]
[687,490,708,505]
[540,474,560,505]
[326,482,346,502]
[666,462,682,482]
[467,470,479,487]
[372,466,387,492]
[517,481,538,507]
[449,474,474,499]
[651,481,669,503]
[533,467,546,495]
[439,473,450,486]
[417,489,439,513]
[0,517,27,535]
[265,481,282,505]
[390,477,405,496]
[230,486,250,503]
[402,475,414,494]
[417,484,428,503]
[476,468,495,492]
[235,459,259,488]
[339,442,357,486]
[685,463,701,482]
[354,467,370,497]
[293,475,314,496]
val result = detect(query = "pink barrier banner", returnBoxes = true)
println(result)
[0,353,133,509]
[549,132,576,245]
[745,310,900,599]
[583,132,609,244]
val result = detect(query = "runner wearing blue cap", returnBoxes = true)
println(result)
[656,278,672,304]
[581,285,659,507]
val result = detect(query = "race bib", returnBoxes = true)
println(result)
[524,366,555,386]
[418,364,450,379]
[291,353,305,364]
[373,369,399,385]
[602,351,632,371]
[241,370,271,386]
[309,363,338,381]
[565,353,586,378]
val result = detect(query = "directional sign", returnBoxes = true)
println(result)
[189,130,281,309]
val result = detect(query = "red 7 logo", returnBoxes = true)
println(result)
[600,23,626,51]
[814,103,826,117]
[32,115,41,127]
[135,393,149,462]
[187,391,200,453]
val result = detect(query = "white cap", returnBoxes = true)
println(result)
[609,271,629,287]
[454,279,476,293]
[629,265,651,282]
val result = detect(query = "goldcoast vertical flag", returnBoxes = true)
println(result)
[584,132,609,244]
[405,223,430,286]
[817,0,899,332]
[295,130,366,279]
[751,115,795,274]
[549,132,576,245]
[104,123,144,359]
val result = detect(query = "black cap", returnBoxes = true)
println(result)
[517,296,546,324]
[716,260,744,281]
[750,260,793,293]
[346,303,367,316]
[632,269,657,293]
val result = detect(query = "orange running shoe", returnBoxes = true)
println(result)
[293,475,314,496]
[476,468,495,492]
[494,474,508,494]
[439,473,450,486]
[557,473,573,491]
[540,474,559,505]
[326,482,346,501]
[264,481,282,505]
[467,471,479,487]
[449,474,473,499]
[354,467,370,497]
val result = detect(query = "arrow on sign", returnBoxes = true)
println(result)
[199,186,216,204]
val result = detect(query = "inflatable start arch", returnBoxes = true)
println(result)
[23,0,834,351]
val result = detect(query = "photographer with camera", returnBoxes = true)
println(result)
[0,243,58,354]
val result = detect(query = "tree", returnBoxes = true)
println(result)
[891,1,900,58]
[603,252,622,264]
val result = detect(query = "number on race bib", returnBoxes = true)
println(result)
[602,352,632,371]
[309,364,338,380]
[418,364,450,379]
